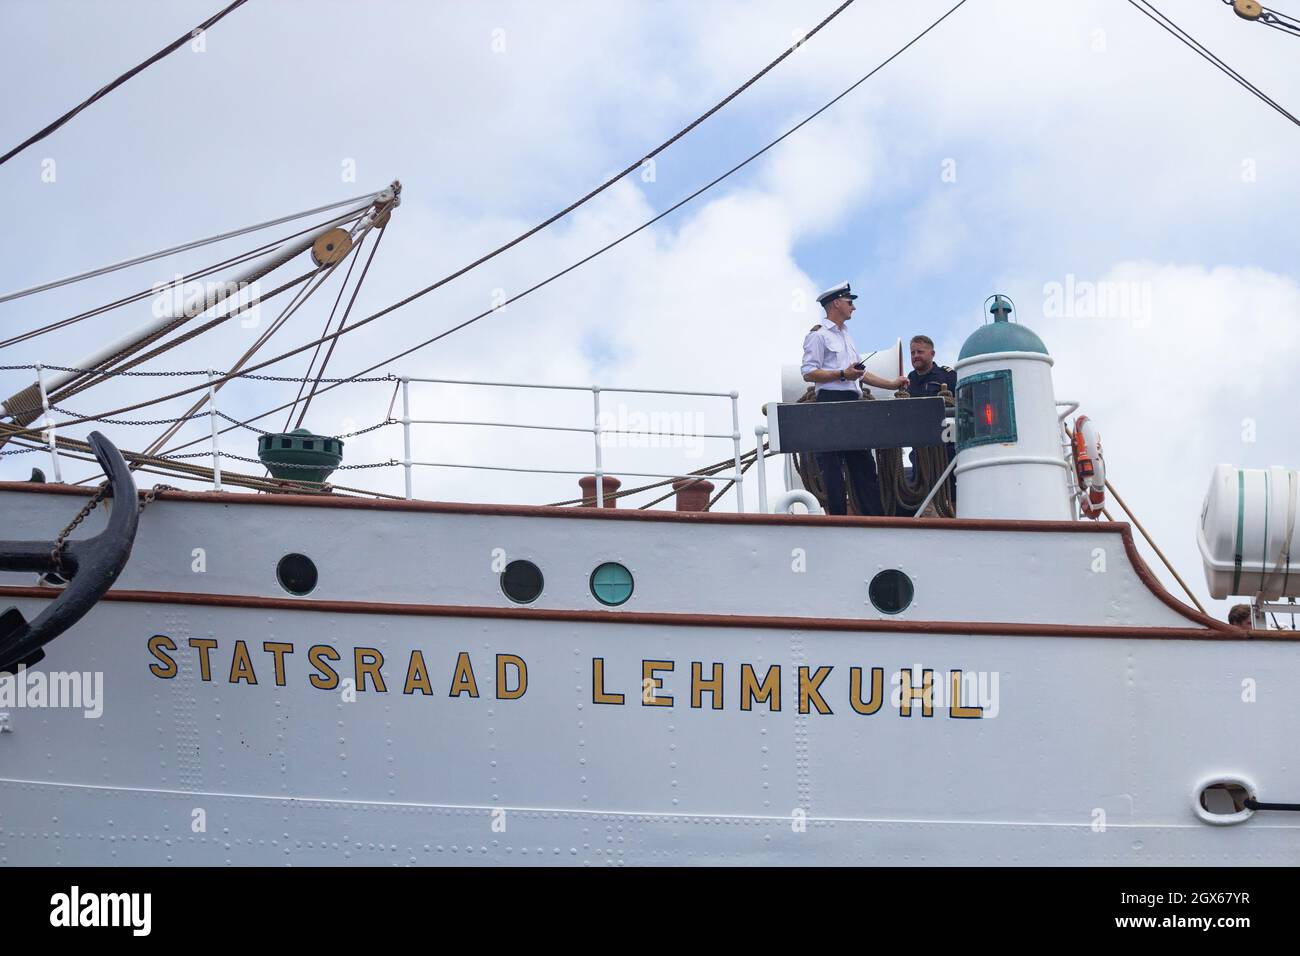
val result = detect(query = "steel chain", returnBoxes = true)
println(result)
[45,481,179,578]
[138,483,179,513]
[50,405,213,426]
[212,411,396,439]
[153,450,396,470]
[50,481,110,576]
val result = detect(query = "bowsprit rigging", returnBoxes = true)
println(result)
[0,188,395,428]
[0,190,384,308]
[0,183,403,499]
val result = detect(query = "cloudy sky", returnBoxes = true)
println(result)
[1,0,1297,617]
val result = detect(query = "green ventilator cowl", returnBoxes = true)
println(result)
[257,428,344,484]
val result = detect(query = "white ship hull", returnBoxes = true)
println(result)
[1,484,1296,865]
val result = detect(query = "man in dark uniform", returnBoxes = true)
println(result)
[905,335,957,399]
[800,282,908,516]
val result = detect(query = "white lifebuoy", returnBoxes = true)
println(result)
[1071,415,1106,519]
[772,489,824,515]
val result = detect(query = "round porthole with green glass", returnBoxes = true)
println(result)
[868,569,913,615]
[590,562,634,606]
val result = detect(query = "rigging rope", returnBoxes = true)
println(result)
[876,390,956,517]
[0,0,253,168]
[55,270,317,405]
[0,270,319,431]
[0,206,368,348]
[31,196,380,414]
[1100,484,1208,615]
[9,0,968,444]
[0,192,374,306]
[1127,0,1300,128]
[273,0,864,352]
[104,200,389,479]
[134,213,379,462]
[705,450,761,511]
[0,363,395,383]
[278,233,369,432]
[2,0,968,461]
[2,237,290,350]
[289,223,388,430]
[273,0,973,401]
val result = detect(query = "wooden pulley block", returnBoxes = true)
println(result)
[1233,0,1263,19]
[311,228,353,266]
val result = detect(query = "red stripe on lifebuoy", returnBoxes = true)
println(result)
[1072,415,1106,519]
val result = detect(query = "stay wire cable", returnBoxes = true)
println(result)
[158,0,975,459]
[0,208,368,350]
[292,225,389,430]
[1127,0,1300,127]
[14,0,972,444]
[0,191,375,305]
[0,0,253,167]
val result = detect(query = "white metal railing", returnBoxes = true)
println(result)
[15,366,746,507]
[27,363,232,487]
[398,376,745,510]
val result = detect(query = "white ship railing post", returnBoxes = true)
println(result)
[592,385,604,506]
[401,376,413,500]
[1057,400,1081,519]
[730,391,744,513]
[35,362,62,483]
[754,424,768,514]
[207,370,222,491]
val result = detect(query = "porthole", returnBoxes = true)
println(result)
[868,569,913,614]
[276,552,318,596]
[590,562,634,606]
[501,560,544,604]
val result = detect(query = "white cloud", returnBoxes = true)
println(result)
[757,115,879,239]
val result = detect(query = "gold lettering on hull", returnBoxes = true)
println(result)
[143,638,989,720]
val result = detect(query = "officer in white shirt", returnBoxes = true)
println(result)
[800,281,908,516]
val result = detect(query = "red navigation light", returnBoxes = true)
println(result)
[983,403,994,426]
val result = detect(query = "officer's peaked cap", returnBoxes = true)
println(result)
[817,281,857,306]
